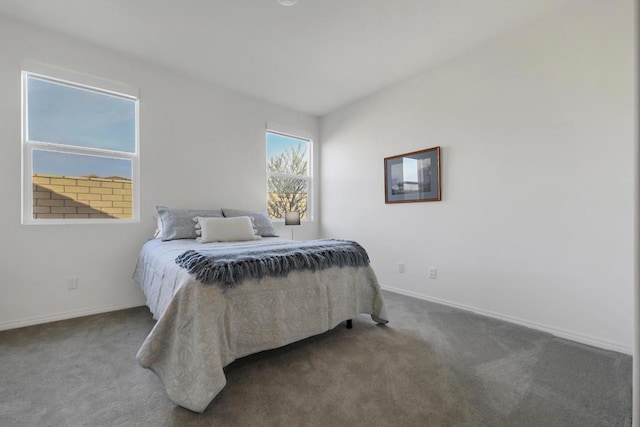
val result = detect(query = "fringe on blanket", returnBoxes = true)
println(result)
[175,239,370,286]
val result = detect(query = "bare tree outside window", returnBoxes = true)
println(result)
[266,132,310,220]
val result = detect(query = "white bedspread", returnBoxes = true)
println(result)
[133,238,388,412]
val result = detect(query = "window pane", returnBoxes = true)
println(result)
[266,132,309,176]
[27,76,136,153]
[32,150,132,220]
[267,176,308,219]
[266,131,310,220]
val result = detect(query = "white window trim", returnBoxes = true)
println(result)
[266,123,313,222]
[21,62,140,225]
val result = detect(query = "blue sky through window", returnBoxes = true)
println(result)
[28,76,136,152]
[27,75,136,179]
[33,150,132,179]
[266,132,308,163]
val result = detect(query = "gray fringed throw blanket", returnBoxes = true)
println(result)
[175,239,370,287]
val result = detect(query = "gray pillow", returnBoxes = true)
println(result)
[156,206,223,241]
[221,209,279,237]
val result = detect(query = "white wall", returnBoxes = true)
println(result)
[320,0,635,353]
[0,15,319,330]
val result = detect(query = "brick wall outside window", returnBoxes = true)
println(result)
[32,174,132,219]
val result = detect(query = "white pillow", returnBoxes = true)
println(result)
[194,216,262,243]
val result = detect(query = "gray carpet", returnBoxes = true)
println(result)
[0,291,632,426]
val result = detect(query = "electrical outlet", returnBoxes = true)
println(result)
[398,263,405,274]
[428,267,437,279]
[67,276,79,290]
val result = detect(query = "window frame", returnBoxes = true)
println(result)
[265,123,313,222]
[21,62,140,225]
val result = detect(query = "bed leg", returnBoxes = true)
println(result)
[346,319,353,329]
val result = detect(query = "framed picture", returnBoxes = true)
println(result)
[384,146,441,204]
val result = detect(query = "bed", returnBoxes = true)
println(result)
[133,236,389,413]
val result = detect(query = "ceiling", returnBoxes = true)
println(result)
[0,0,573,116]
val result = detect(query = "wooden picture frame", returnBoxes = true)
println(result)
[384,146,441,204]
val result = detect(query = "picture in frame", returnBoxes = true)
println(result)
[384,146,441,204]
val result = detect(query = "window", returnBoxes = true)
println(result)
[266,128,312,220]
[22,64,139,224]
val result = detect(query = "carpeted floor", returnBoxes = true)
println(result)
[0,290,632,426]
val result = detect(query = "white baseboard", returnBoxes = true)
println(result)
[0,299,147,332]
[382,285,632,355]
